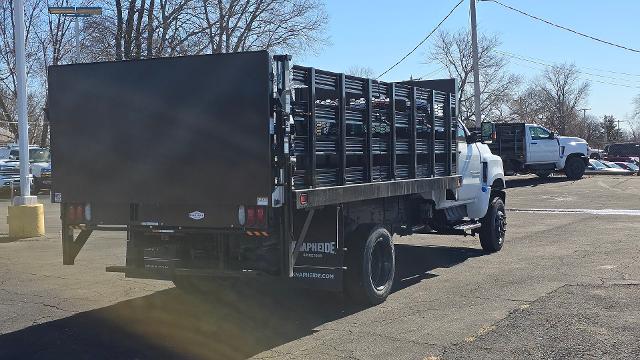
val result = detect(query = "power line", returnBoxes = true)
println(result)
[415,66,449,80]
[377,0,465,79]
[500,50,640,89]
[496,50,640,85]
[498,50,640,78]
[485,0,640,53]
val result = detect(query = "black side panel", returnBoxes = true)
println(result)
[489,123,526,171]
[48,52,272,227]
[607,143,640,157]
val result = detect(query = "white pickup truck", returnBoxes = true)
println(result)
[483,122,589,180]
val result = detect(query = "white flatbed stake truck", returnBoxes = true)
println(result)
[48,52,506,305]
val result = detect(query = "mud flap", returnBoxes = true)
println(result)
[140,244,180,280]
[291,206,344,291]
[292,266,343,291]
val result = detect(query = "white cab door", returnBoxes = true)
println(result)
[526,125,558,163]
[457,121,482,202]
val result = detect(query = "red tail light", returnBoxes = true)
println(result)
[256,206,266,225]
[66,205,79,223]
[66,204,88,224]
[66,205,75,222]
[244,206,267,228]
[75,206,84,223]
[246,207,256,227]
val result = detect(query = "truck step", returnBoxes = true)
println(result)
[452,222,482,231]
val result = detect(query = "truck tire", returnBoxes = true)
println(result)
[345,226,395,305]
[564,157,585,180]
[479,197,506,253]
[535,171,552,178]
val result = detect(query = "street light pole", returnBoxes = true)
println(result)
[74,14,79,63]
[12,0,34,204]
[470,0,482,128]
[48,6,102,64]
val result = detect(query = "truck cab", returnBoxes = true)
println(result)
[453,120,504,219]
[484,122,589,180]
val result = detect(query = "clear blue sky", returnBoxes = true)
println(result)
[302,0,640,128]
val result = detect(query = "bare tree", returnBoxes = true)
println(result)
[34,0,85,147]
[629,94,640,142]
[535,63,590,135]
[89,0,328,60]
[572,113,603,147]
[346,65,374,78]
[508,86,545,123]
[429,29,520,126]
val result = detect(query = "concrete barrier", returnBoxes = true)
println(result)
[8,204,45,238]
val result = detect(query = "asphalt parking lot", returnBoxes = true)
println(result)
[1,175,639,359]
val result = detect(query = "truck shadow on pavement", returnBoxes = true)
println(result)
[0,244,484,360]
[505,176,574,189]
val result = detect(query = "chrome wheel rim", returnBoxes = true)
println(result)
[495,209,506,245]
[370,237,393,291]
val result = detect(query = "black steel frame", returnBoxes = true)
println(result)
[290,66,458,190]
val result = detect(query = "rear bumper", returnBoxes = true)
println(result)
[106,265,262,280]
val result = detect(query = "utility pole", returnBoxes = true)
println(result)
[617,119,627,142]
[579,108,590,122]
[470,0,482,128]
[74,15,79,62]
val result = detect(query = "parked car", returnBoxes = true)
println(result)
[4,147,50,193]
[0,144,41,164]
[589,149,605,160]
[29,149,51,194]
[0,162,21,192]
[602,161,626,169]
[586,159,634,175]
[614,162,640,174]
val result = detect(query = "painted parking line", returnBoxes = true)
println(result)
[508,208,640,216]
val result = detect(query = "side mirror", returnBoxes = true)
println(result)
[480,121,496,143]
[549,131,555,139]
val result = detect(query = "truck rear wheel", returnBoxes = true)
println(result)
[479,197,506,253]
[564,157,585,180]
[345,226,395,305]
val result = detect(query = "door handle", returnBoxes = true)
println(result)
[531,142,538,145]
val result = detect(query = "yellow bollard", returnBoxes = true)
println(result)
[8,204,45,238]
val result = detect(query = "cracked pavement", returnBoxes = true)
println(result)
[0,175,639,359]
